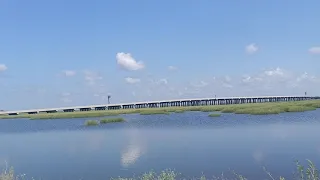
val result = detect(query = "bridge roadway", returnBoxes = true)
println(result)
[1,95,319,115]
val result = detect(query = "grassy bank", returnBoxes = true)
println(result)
[1,160,318,180]
[0,100,319,119]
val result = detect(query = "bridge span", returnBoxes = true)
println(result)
[1,95,319,116]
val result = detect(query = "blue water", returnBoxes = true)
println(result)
[1,110,320,179]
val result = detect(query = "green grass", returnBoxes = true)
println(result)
[174,110,185,113]
[208,113,221,117]
[1,160,319,180]
[1,100,320,119]
[100,117,125,124]
[84,120,99,126]
[140,110,170,115]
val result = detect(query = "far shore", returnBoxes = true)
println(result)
[0,100,319,120]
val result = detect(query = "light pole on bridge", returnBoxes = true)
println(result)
[108,95,111,104]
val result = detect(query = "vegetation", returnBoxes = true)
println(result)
[0,100,319,119]
[1,160,319,180]
[84,120,99,126]
[174,110,185,113]
[208,113,221,117]
[140,110,170,115]
[100,117,124,124]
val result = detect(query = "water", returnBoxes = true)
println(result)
[1,110,320,179]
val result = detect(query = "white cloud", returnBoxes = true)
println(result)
[116,52,145,71]
[61,97,72,103]
[224,76,232,82]
[158,78,168,85]
[241,75,252,83]
[61,92,71,96]
[125,77,141,84]
[83,70,103,85]
[264,67,284,76]
[245,43,258,54]
[62,70,76,77]
[0,64,8,72]
[168,66,177,71]
[190,80,208,88]
[148,78,168,85]
[309,47,320,54]
[222,83,233,88]
[296,72,319,83]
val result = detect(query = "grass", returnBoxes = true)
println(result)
[140,110,170,115]
[0,100,319,119]
[84,120,99,126]
[174,110,185,113]
[208,113,221,117]
[100,117,125,124]
[1,160,319,180]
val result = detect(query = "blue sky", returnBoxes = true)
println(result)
[0,0,319,110]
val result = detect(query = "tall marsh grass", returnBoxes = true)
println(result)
[208,113,221,117]
[100,117,124,124]
[84,120,99,126]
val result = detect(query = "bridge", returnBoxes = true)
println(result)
[1,95,319,116]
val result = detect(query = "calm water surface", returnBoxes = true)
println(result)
[1,110,320,179]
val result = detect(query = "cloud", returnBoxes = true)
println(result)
[148,78,168,86]
[62,70,76,77]
[125,77,141,84]
[309,47,320,54]
[245,43,258,54]
[224,76,232,83]
[61,92,71,97]
[236,67,320,95]
[83,70,103,85]
[158,78,168,85]
[59,92,72,103]
[190,80,208,88]
[116,52,145,71]
[61,97,72,103]
[0,64,8,72]
[168,66,177,71]
[264,67,286,76]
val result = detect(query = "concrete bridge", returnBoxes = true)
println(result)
[1,95,319,116]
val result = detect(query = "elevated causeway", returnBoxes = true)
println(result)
[1,95,319,116]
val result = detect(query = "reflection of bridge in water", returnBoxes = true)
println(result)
[1,95,319,115]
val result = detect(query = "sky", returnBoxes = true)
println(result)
[0,0,320,110]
